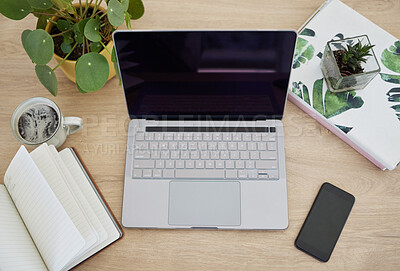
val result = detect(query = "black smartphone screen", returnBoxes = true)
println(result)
[295,182,355,262]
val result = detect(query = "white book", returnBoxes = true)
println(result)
[0,144,123,271]
[288,0,400,170]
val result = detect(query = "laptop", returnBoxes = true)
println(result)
[113,30,297,229]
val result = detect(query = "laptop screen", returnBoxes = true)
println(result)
[113,31,297,120]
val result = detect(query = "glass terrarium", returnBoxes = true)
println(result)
[320,35,380,93]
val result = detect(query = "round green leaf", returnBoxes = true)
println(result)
[21,29,32,51]
[36,15,47,29]
[76,82,89,94]
[73,23,80,34]
[90,42,102,53]
[63,34,74,44]
[84,18,101,42]
[127,0,144,20]
[107,0,125,27]
[35,65,57,96]
[74,32,84,44]
[75,53,109,92]
[78,18,90,34]
[61,42,72,53]
[51,0,72,10]
[24,29,54,65]
[72,24,83,44]
[121,0,129,12]
[27,0,53,10]
[0,0,33,20]
[57,19,71,32]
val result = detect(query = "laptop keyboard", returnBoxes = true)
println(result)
[131,127,279,180]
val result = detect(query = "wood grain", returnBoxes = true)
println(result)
[0,0,399,270]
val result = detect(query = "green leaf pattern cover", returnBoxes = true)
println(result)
[291,29,365,133]
[381,41,400,120]
[288,0,400,170]
[292,36,315,69]
[292,33,400,129]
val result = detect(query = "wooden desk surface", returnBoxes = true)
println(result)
[1,0,399,270]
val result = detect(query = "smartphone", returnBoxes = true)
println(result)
[295,182,355,262]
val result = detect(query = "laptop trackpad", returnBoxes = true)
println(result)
[168,181,241,226]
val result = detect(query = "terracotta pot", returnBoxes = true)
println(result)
[45,4,116,83]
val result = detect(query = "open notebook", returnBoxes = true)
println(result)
[0,144,123,271]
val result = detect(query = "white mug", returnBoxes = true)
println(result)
[11,97,83,148]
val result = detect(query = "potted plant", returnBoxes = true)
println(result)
[0,0,144,96]
[320,35,380,93]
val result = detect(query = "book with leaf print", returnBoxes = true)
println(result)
[288,0,400,170]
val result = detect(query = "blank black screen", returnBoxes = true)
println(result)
[296,184,354,261]
[113,31,297,120]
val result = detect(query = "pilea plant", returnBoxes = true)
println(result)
[0,0,144,96]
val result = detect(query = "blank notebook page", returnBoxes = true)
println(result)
[0,185,47,271]
[47,145,108,245]
[4,146,85,271]
[30,144,98,261]
[59,148,121,263]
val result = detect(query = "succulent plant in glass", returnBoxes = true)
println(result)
[0,0,144,96]
[321,35,380,93]
[339,40,374,75]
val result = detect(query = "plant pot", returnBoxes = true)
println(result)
[45,4,116,83]
[320,35,380,93]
